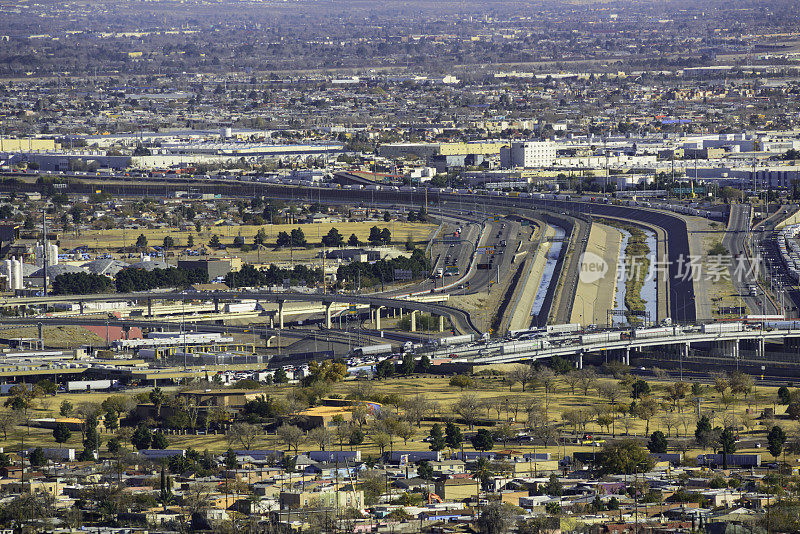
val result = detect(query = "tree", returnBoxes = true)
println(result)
[29,447,46,467]
[348,233,360,246]
[543,473,563,496]
[163,236,175,249]
[417,460,434,480]
[368,225,382,245]
[151,432,169,450]
[445,422,463,453]
[633,397,658,434]
[476,502,515,534]
[53,422,71,447]
[277,424,304,454]
[428,423,446,452]
[577,368,597,395]
[276,231,290,247]
[229,422,260,450]
[135,233,148,249]
[149,387,166,419]
[694,415,714,449]
[107,437,121,454]
[766,425,787,462]
[308,426,332,451]
[380,228,391,245]
[508,365,535,392]
[290,228,306,247]
[471,428,494,457]
[631,379,650,399]
[419,354,431,373]
[400,353,415,375]
[187,234,195,247]
[598,439,655,475]
[131,424,152,450]
[383,211,392,222]
[273,367,288,384]
[254,228,267,247]
[719,427,736,469]
[454,394,481,429]
[322,227,344,247]
[449,374,473,391]
[647,431,668,454]
[778,386,791,405]
[59,400,73,417]
[209,234,222,249]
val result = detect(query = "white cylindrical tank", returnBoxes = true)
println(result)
[2,259,11,279]
[48,243,58,265]
[11,259,22,290]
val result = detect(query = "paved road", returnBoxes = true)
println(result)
[0,177,696,322]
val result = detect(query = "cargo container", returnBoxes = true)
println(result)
[701,322,743,334]
[546,323,582,335]
[580,332,622,345]
[225,302,257,313]
[632,326,680,339]
[501,339,551,355]
[355,344,393,356]
[438,334,475,346]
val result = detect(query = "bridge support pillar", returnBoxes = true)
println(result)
[213,297,219,314]
[147,298,152,317]
[37,322,43,349]
[79,301,84,315]
[372,306,383,330]
[265,335,275,348]
[324,302,332,329]
[624,347,630,366]
[438,315,445,332]
[277,300,285,329]
[398,308,403,319]
[758,337,765,360]
[410,310,418,332]
[577,354,583,369]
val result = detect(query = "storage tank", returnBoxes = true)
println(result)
[12,258,23,290]
[48,243,58,265]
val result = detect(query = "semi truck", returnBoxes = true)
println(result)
[546,323,582,335]
[580,332,622,345]
[632,326,681,339]
[701,322,743,334]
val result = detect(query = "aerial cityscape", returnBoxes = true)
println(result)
[3,0,800,532]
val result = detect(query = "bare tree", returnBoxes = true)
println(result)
[308,426,332,451]
[276,424,304,454]
[403,394,431,428]
[453,393,481,429]
[507,365,535,392]
[563,371,581,395]
[577,368,597,396]
[661,413,678,438]
[596,381,621,407]
[228,422,260,451]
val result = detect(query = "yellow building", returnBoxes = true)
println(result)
[438,142,505,156]
[0,138,58,151]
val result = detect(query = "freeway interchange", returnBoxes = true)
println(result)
[5,174,800,366]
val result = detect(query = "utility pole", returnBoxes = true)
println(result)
[42,207,48,296]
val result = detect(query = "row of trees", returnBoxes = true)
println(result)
[115,267,207,293]
[224,263,323,288]
[52,272,113,295]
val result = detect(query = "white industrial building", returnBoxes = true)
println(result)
[500,141,557,169]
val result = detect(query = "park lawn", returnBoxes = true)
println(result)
[59,221,435,251]
[0,375,794,465]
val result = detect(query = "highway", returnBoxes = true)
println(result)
[1,175,699,322]
[0,289,483,336]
